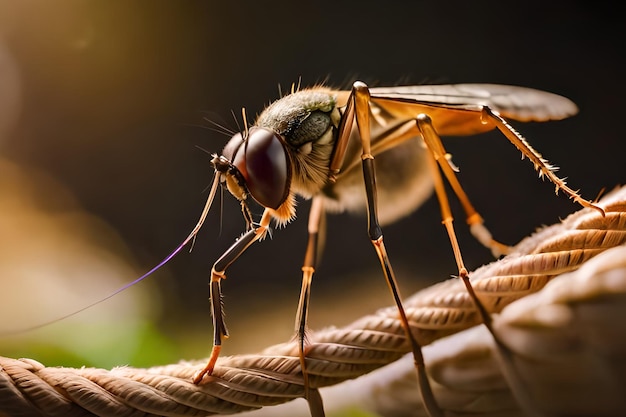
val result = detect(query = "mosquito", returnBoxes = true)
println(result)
[157,81,603,417]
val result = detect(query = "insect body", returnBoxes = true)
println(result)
[184,82,602,417]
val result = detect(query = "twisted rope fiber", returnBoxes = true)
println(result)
[2,188,626,417]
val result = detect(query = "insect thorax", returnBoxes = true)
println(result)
[255,88,341,199]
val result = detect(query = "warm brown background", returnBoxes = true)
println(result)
[0,1,623,365]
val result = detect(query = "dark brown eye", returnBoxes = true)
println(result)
[221,132,244,161]
[232,127,291,209]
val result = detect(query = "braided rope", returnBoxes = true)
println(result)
[2,186,626,417]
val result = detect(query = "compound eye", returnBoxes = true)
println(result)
[232,127,291,209]
[221,132,244,161]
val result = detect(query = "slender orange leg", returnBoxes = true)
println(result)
[338,116,512,258]
[349,82,443,417]
[193,209,272,384]
[416,113,547,416]
[417,118,493,329]
[481,107,604,216]
[294,196,326,417]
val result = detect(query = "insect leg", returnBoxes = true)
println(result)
[481,106,605,216]
[348,81,443,417]
[416,114,546,416]
[294,196,326,417]
[341,116,511,257]
[193,209,272,384]
[416,114,491,325]
[428,150,512,257]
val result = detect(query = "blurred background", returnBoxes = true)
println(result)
[0,1,623,370]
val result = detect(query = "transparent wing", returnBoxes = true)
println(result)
[335,84,578,136]
[370,84,578,121]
